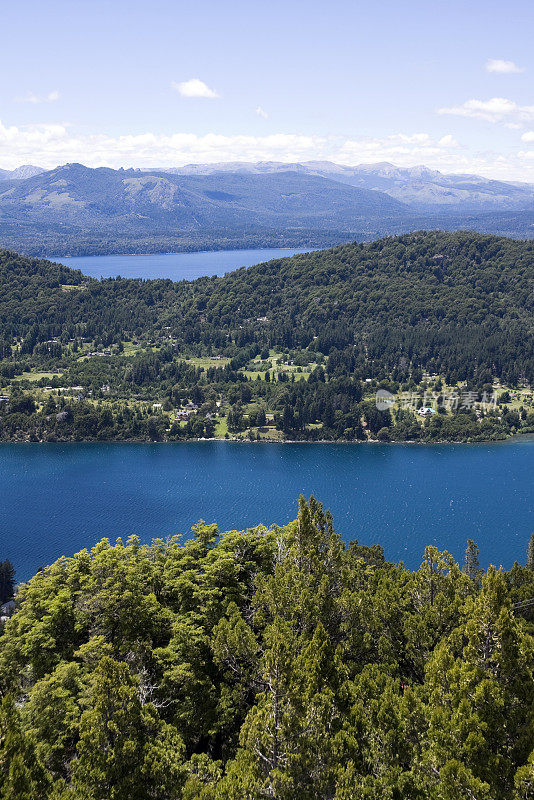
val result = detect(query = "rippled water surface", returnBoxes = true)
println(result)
[1,440,532,580]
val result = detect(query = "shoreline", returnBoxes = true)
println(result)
[48,245,316,261]
[1,433,532,446]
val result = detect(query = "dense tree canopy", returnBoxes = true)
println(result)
[2,497,534,798]
[1,231,532,382]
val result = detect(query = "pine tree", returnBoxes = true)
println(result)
[0,695,51,800]
[71,657,147,800]
[463,539,480,580]
[527,533,534,569]
[0,560,15,604]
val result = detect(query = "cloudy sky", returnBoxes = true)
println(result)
[1,0,533,179]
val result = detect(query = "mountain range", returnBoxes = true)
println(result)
[161,160,534,212]
[0,161,533,256]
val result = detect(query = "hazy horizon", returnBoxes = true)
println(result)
[1,0,533,180]
[3,158,534,185]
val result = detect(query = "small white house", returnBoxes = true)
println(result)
[418,406,436,417]
[1,600,15,616]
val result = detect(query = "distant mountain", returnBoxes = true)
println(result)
[0,162,422,256]
[0,164,45,181]
[0,161,533,256]
[161,160,534,212]
[0,162,405,224]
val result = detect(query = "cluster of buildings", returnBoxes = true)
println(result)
[174,401,199,421]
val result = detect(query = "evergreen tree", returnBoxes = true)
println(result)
[464,539,481,580]
[0,560,15,604]
[0,695,51,800]
[527,533,534,569]
[71,658,147,800]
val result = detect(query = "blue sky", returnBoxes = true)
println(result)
[1,0,534,179]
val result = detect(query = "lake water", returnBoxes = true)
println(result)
[55,247,314,280]
[1,440,532,581]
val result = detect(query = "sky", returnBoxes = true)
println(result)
[1,0,534,180]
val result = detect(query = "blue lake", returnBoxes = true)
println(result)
[1,440,532,581]
[55,247,314,280]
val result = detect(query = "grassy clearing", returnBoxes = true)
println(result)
[60,284,87,292]
[185,356,231,370]
[13,371,60,383]
[215,416,229,437]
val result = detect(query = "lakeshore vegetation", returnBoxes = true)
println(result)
[2,498,534,799]
[0,230,532,443]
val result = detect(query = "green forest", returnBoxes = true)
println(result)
[2,497,534,799]
[0,230,533,443]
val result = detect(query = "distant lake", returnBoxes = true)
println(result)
[55,248,314,280]
[1,440,532,581]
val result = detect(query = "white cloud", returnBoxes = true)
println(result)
[2,119,534,181]
[438,134,459,147]
[15,90,60,104]
[0,120,324,169]
[336,132,463,168]
[171,78,219,98]
[437,97,534,123]
[393,133,431,144]
[486,59,524,74]
[255,106,268,119]
[521,131,534,142]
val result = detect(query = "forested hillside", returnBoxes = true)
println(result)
[2,497,534,799]
[0,231,532,442]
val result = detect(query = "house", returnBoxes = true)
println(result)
[1,600,15,616]
[175,409,194,421]
[174,401,199,421]
[417,406,436,417]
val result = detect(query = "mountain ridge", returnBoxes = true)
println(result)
[157,160,534,211]
[0,162,533,256]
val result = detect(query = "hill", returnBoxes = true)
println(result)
[0,231,532,443]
